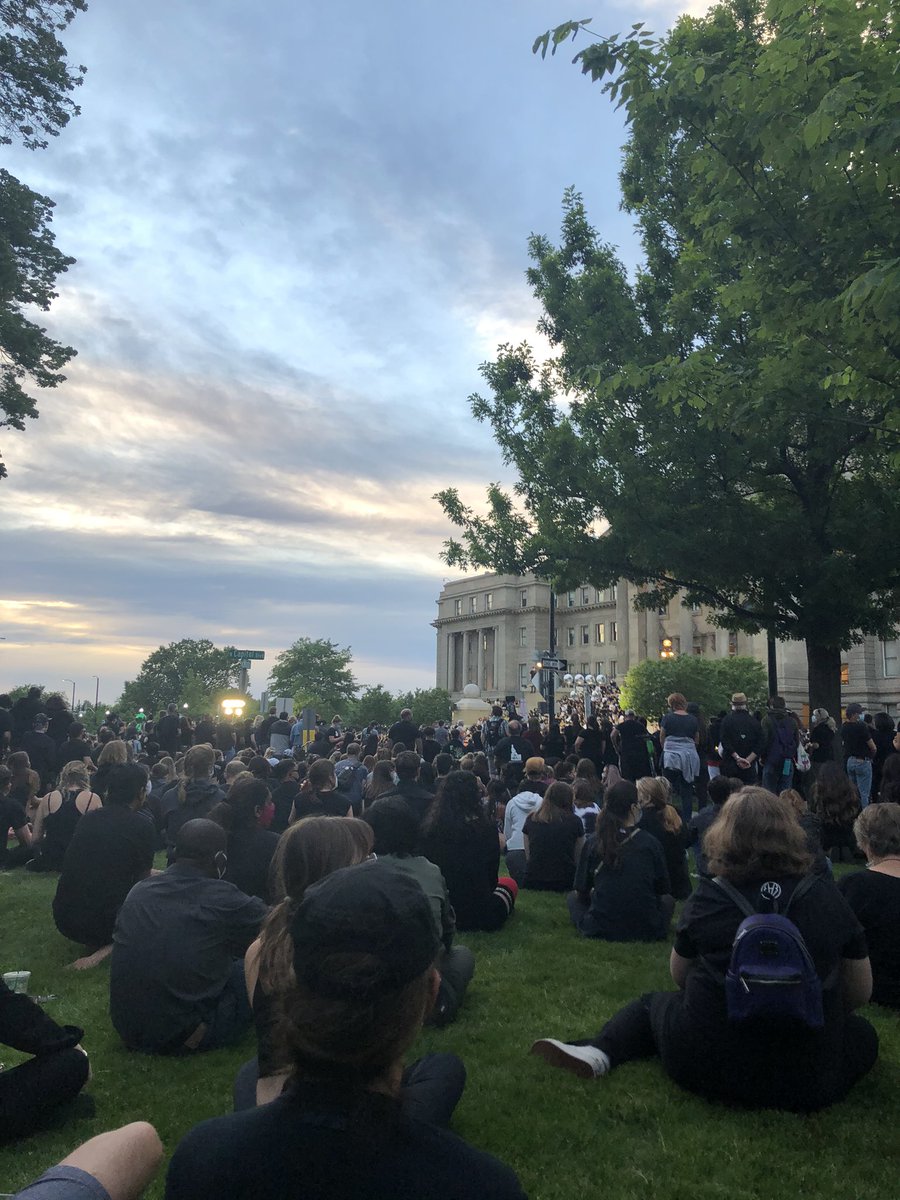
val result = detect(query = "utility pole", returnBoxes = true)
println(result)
[767,636,778,700]
[547,589,556,721]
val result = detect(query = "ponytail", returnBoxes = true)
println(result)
[596,781,639,868]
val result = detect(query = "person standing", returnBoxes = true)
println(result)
[21,714,58,794]
[841,703,877,808]
[719,693,763,784]
[659,694,700,823]
[388,708,419,751]
[760,697,800,796]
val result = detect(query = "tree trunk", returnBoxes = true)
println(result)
[806,641,842,751]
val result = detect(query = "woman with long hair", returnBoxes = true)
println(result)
[27,761,102,872]
[164,744,225,862]
[292,759,351,820]
[364,759,396,807]
[569,780,673,941]
[574,715,604,771]
[533,787,878,1113]
[522,782,584,892]
[636,776,692,900]
[573,778,601,835]
[839,803,900,1008]
[808,707,837,776]
[421,771,517,932]
[811,762,861,862]
[89,739,129,801]
[238,816,374,1106]
[880,752,900,805]
[210,775,279,902]
[6,750,40,816]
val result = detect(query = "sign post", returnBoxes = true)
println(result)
[228,649,265,696]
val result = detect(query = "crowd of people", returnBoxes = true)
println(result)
[1,686,899,1199]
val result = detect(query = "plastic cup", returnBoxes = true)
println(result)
[2,971,31,994]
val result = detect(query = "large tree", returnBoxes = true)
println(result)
[118,639,238,717]
[268,637,357,717]
[438,0,899,718]
[0,1,86,479]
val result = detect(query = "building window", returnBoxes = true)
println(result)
[453,599,462,616]
[709,633,717,653]
[609,660,617,678]
[609,621,617,642]
[728,632,738,657]
[518,627,527,647]
[566,627,576,647]
[581,662,590,675]
[884,641,899,678]
[841,662,850,685]
[469,596,477,614]
[671,636,681,654]
[595,661,605,676]
[520,589,528,608]
[581,587,590,605]
[596,623,605,645]
[519,663,529,690]
[567,591,575,608]
[658,603,668,617]
[485,592,493,610]
[691,601,702,613]
[581,625,590,645]
[610,584,618,602]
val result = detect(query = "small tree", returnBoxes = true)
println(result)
[348,684,396,728]
[268,638,357,717]
[620,656,767,720]
[393,687,453,727]
[117,639,238,717]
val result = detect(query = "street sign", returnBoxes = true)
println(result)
[228,649,265,660]
[539,656,567,671]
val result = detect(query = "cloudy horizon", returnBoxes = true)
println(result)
[1,0,697,706]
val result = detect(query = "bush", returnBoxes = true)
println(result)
[620,655,767,720]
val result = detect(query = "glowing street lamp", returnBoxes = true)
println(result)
[660,638,674,660]
[221,698,246,720]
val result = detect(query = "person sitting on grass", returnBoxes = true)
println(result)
[421,771,517,932]
[568,781,673,942]
[238,816,375,1107]
[689,774,740,877]
[533,787,878,1113]
[522,782,585,893]
[53,764,156,970]
[810,762,861,863]
[378,749,437,824]
[364,797,475,1027]
[89,739,129,802]
[0,763,33,870]
[209,775,279,903]
[165,861,527,1200]
[501,776,544,886]
[27,761,102,873]
[109,819,266,1055]
[163,744,225,862]
[291,758,352,821]
[12,1122,163,1200]
[0,975,91,1143]
[838,803,900,1008]
[573,779,601,835]
[636,776,692,901]
[782,788,830,878]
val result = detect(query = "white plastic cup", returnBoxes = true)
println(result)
[2,971,31,994]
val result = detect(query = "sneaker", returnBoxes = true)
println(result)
[530,1038,611,1079]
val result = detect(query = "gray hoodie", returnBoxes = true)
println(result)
[503,789,544,852]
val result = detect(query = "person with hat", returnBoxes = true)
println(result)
[841,703,877,808]
[760,696,801,796]
[165,861,526,1200]
[719,692,763,785]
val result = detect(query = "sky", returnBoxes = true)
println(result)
[0,0,701,706]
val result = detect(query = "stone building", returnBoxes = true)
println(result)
[434,571,900,719]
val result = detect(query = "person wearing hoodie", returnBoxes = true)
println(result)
[164,745,226,863]
[503,775,545,885]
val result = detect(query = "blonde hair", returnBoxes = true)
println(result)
[98,740,128,767]
[637,776,682,834]
[59,761,90,791]
[704,787,812,884]
[178,744,216,805]
[225,762,251,785]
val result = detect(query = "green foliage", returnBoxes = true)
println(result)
[620,654,767,719]
[6,682,65,705]
[0,1,87,150]
[392,686,453,727]
[1,868,897,1200]
[117,639,238,718]
[268,637,357,717]
[0,1,86,479]
[439,1,900,716]
[346,683,396,728]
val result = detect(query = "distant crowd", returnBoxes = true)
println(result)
[1,685,899,1199]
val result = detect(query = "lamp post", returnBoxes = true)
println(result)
[63,678,76,711]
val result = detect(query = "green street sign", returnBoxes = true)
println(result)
[229,649,265,660]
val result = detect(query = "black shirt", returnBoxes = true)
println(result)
[388,719,419,750]
[522,811,583,890]
[293,790,351,820]
[225,825,280,903]
[574,829,671,941]
[20,730,57,787]
[720,710,763,761]
[838,869,900,1008]
[380,780,435,825]
[53,806,155,946]
[110,863,266,1051]
[640,808,692,900]
[809,722,835,764]
[269,780,300,833]
[165,1083,526,1200]
[841,719,874,760]
[57,738,93,769]
[661,712,698,740]
[0,794,29,868]
[421,821,503,932]
[492,736,531,767]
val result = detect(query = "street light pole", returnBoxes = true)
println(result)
[63,678,76,711]
[547,589,557,722]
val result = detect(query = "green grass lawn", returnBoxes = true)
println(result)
[1,863,898,1199]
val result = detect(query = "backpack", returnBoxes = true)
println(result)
[336,763,363,792]
[767,715,797,767]
[486,717,505,748]
[707,876,829,1029]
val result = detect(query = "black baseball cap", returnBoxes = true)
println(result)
[291,860,440,999]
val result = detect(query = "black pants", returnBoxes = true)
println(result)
[233,1052,465,1125]
[429,947,476,1028]
[585,993,878,1113]
[567,891,675,935]
[0,1045,90,1142]
[504,849,526,886]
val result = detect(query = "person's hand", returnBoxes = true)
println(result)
[75,1044,92,1082]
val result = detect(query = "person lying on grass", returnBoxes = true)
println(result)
[166,860,527,1200]
[534,787,878,1113]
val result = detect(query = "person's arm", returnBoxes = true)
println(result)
[573,834,585,865]
[669,948,692,989]
[224,893,269,957]
[54,1122,164,1200]
[243,936,261,1003]
[30,796,49,846]
[574,736,585,753]
[659,723,667,750]
[0,979,83,1055]
[866,737,877,758]
[522,832,530,862]
[840,956,873,1011]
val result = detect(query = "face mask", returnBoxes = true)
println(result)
[392,772,399,785]
[215,852,227,880]
[632,806,643,825]
[259,801,275,829]
[145,778,152,796]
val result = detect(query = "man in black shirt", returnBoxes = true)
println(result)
[164,861,526,1200]
[21,714,58,792]
[719,692,763,784]
[379,751,435,823]
[388,708,419,750]
[110,819,266,1054]
[156,705,181,757]
[492,720,532,770]
[841,702,877,807]
[53,764,156,968]
[57,722,94,770]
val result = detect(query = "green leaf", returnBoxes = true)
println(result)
[694,65,705,84]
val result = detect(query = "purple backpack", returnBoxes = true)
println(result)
[709,876,828,1029]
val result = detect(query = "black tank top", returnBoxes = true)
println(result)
[252,977,283,1078]
[43,789,91,869]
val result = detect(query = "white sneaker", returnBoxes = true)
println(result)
[530,1038,611,1079]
